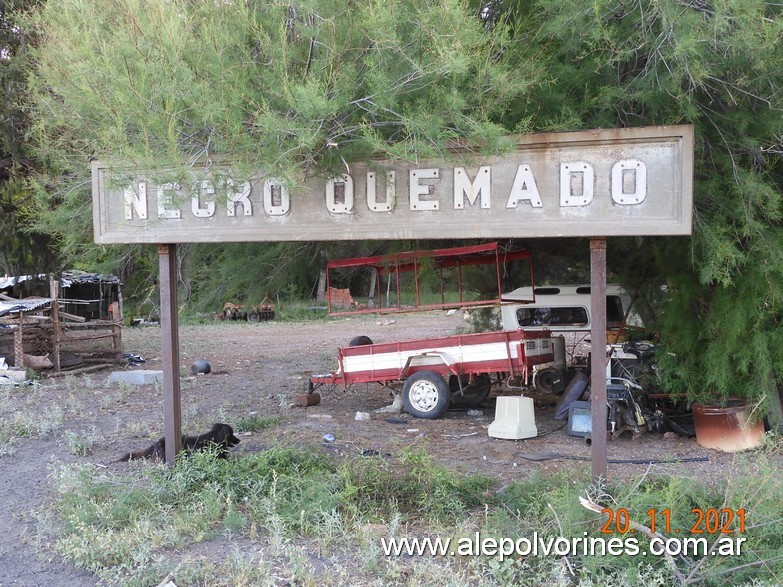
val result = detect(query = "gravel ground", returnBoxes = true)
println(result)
[0,311,776,585]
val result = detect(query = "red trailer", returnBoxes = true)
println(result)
[309,328,554,419]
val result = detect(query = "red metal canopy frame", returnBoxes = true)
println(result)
[325,242,536,315]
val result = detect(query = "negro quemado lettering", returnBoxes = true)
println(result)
[120,160,648,221]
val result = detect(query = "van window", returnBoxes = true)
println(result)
[516,306,589,327]
[514,295,625,329]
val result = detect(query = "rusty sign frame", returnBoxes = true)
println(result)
[93,125,693,243]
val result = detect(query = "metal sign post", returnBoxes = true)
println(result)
[158,244,182,465]
[589,238,608,481]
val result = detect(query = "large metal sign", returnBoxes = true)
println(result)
[92,125,693,243]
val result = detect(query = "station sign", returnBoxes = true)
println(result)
[92,125,693,243]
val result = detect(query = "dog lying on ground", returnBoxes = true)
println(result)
[116,422,240,462]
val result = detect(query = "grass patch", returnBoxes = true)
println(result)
[340,448,495,525]
[479,452,783,587]
[10,404,64,437]
[62,428,102,456]
[234,414,281,433]
[40,442,783,586]
[270,300,330,322]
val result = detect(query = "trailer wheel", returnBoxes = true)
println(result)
[448,374,492,405]
[402,371,450,419]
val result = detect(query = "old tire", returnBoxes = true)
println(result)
[349,335,373,346]
[533,367,559,394]
[448,374,492,405]
[402,370,450,419]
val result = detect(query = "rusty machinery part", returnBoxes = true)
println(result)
[250,295,276,322]
[247,308,275,322]
[222,301,275,322]
[222,302,244,320]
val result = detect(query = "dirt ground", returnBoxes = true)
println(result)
[0,311,776,586]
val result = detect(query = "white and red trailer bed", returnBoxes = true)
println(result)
[309,329,554,419]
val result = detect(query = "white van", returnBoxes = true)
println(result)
[500,284,640,392]
[500,284,632,334]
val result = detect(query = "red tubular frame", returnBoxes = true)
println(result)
[325,242,535,315]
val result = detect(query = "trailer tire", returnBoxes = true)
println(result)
[402,371,450,419]
[349,335,373,347]
[448,374,492,405]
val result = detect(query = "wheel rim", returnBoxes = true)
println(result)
[408,379,440,413]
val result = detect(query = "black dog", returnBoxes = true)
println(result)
[116,422,240,462]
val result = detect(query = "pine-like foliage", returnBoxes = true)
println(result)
[22,0,783,404]
[27,0,528,177]
[0,0,57,276]
[23,0,533,299]
[495,0,783,404]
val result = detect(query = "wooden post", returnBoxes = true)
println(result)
[115,289,125,352]
[50,278,62,373]
[158,244,182,465]
[590,238,608,482]
[13,314,24,368]
[110,301,122,352]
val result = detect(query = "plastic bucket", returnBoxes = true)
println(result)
[692,399,764,452]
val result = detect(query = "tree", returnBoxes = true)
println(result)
[497,0,783,405]
[0,0,56,276]
[26,0,530,200]
[24,0,535,306]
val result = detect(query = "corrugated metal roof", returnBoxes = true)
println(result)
[0,275,40,290]
[61,270,120,286]
[0,271,120,291]
[0,298,52,318]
